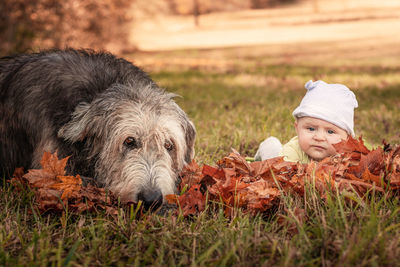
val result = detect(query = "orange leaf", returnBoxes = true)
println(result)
[19,152,119,214]
[176,185,206,216]
[361,169,382,186]
[388,172,400,188]
[51,175,82,201]
[202,164,225,180]
[40,151,70,176]
[333,136,370,155]
[165,194,178,205]
[179,160,203,191]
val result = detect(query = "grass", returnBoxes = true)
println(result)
[2,45,400,266]
[152,60,400,163]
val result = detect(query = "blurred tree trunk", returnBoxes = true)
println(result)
[193,0,200,26]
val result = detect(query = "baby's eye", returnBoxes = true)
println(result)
[327,129,335,134]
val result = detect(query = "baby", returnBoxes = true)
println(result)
[255,80,358,163]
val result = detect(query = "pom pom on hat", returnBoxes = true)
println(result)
[292,80,358,136]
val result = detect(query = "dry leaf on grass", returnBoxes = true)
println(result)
[11,151,118,215]
[9,136,400,218]
[171,136,400,217]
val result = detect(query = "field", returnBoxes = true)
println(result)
[1,41,400,265]
[2,1,400,265]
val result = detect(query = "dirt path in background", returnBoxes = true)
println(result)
[130,0,400,52]
[127,0,400,71]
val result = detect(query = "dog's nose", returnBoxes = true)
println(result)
[137,188,163,211]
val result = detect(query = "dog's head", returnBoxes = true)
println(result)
[58,84,196,208]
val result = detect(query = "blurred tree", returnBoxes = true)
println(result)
[251,0,298,9]
[193,0,199,26]
[169,0,299,15]
[0,0,134,56]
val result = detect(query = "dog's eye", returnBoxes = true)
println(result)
[124,137,138,149]
[164,140,174,151]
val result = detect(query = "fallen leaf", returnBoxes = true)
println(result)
[16,151,119,215]
[172,137,398,217]
[51,175,82,201]
[179,160,203,191]
[175,184,206,216]
[13,137,400,219]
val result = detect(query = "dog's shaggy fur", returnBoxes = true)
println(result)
[0,49,196,208]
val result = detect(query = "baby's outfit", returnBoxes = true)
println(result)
[255,80,358,163]
[254,136,310,163]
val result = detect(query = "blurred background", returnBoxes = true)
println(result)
[1,0,400,159]
[1,0,400,58]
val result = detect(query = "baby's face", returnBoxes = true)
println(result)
[295,116,349,161]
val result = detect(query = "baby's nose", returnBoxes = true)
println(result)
[313,130,325,140]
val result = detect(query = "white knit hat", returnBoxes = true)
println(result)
[292,80,358,136]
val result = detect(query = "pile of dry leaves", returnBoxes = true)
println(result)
[167,136,400,216]
[11,152,119,215]
[10,136,400,217]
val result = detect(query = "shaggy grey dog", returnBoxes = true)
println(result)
[0,49,196,209]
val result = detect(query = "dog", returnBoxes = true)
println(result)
[0,49,196,209]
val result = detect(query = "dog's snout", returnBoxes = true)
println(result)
[138,188,163,210]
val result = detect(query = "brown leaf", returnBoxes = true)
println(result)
[35,188,63,212]
[165,194,178,205]
[202,164,225,180]
[250,156,286,182]
[218,149,252,176]
[175,185,206,216]
[40,151,70,176]
[333,136,370,155]
[360,169,382,186]
[179,160,203,191]
[50,175,82,201]
[9,167,25,188]
[388,172,400,188]
[14,138,400,219]
[18,152,119,215]
[244,179,280,214]
[348,148,384,178]
[23,169,57,188]
[336,179,384,196]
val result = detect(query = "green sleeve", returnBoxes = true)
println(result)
[279,136,310,164]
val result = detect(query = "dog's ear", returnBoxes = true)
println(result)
[184,119,196,164]
[58,102,104,142]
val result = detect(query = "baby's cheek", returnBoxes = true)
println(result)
[327,145,338,155]
[328,135,343,145]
